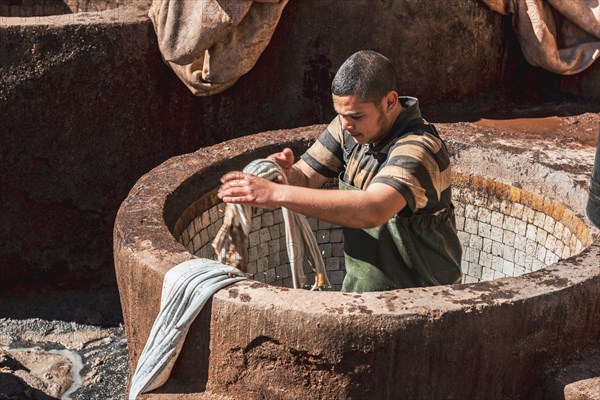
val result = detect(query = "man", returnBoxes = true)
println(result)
[218,50,462,292]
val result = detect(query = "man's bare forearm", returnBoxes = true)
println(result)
[286,164,310,187]
[218,168,406,229]
[273,183,405,229]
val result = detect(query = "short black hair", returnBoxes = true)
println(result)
[331,51,398,104]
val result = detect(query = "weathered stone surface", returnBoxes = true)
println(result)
[530,345,600,400]
[0,0,150,17]
[565,377,600,400]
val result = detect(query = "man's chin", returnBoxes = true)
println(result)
[351,134,366,144]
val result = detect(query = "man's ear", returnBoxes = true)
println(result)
[385,91,398,112]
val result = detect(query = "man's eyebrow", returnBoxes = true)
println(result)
[338,111,363,117]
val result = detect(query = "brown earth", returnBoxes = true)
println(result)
[447,112,599,147]
[0,350,72,400]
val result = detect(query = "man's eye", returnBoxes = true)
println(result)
[353,115,362,120]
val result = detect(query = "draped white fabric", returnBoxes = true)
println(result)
[148,0,288,95]
[483,0,600,74]
[128,260,246,399]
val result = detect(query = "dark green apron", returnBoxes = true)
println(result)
[339,177,462,292]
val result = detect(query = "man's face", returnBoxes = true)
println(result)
[333,94,388,145]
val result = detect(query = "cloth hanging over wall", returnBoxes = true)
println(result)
[128,260,246,399]
[482,0,600,74]
[149,0,288,95]
[129,158,330,398]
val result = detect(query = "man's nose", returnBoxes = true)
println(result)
[340,116,354,131]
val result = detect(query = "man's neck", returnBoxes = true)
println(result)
[372,105,404,147]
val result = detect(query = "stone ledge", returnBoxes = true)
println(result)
[0,4,149,26]
[565,377,600,400]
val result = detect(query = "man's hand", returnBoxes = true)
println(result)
[218,171,281,208]
[266,147,327,188]
[267,148,295,183]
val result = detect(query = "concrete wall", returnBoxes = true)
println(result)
[1,0,598,296]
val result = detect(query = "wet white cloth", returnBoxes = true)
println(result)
[148,0,288,95]
[213,159,331,289]
[483,0,600,74]
[129,159,330,399]
[128,260,246,399]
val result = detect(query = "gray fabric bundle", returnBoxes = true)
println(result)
[129,260,246,399]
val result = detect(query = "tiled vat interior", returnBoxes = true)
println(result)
[172,174,592,290]
[172,189,346,290]
[452,174,591,283]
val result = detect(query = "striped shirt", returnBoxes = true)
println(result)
[301,97,453,216]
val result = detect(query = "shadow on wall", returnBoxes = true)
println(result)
[0,0,598,325]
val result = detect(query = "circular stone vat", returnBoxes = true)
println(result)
[114,126,600,399]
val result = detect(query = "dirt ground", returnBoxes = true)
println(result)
[429,101,599,147]
[442,112,598,147]
[0,318,128,399]
[0,103,597,400]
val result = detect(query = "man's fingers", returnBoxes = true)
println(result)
[281,148,294,163]
[268,148,295,168]
[218,184,246,199]
[267,153,285,165]
[220,170,246,183]
[221,171,261,184]
[221,194,253,203]
[218,179,249,196]
[277,148,294,165]
[218,183,255,204]
[219,181,246,193]
[218,170,275,207]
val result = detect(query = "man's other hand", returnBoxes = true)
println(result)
[267,148,295,183]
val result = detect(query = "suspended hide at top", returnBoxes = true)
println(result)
[149,0,289,96]
[482,0,600,74]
